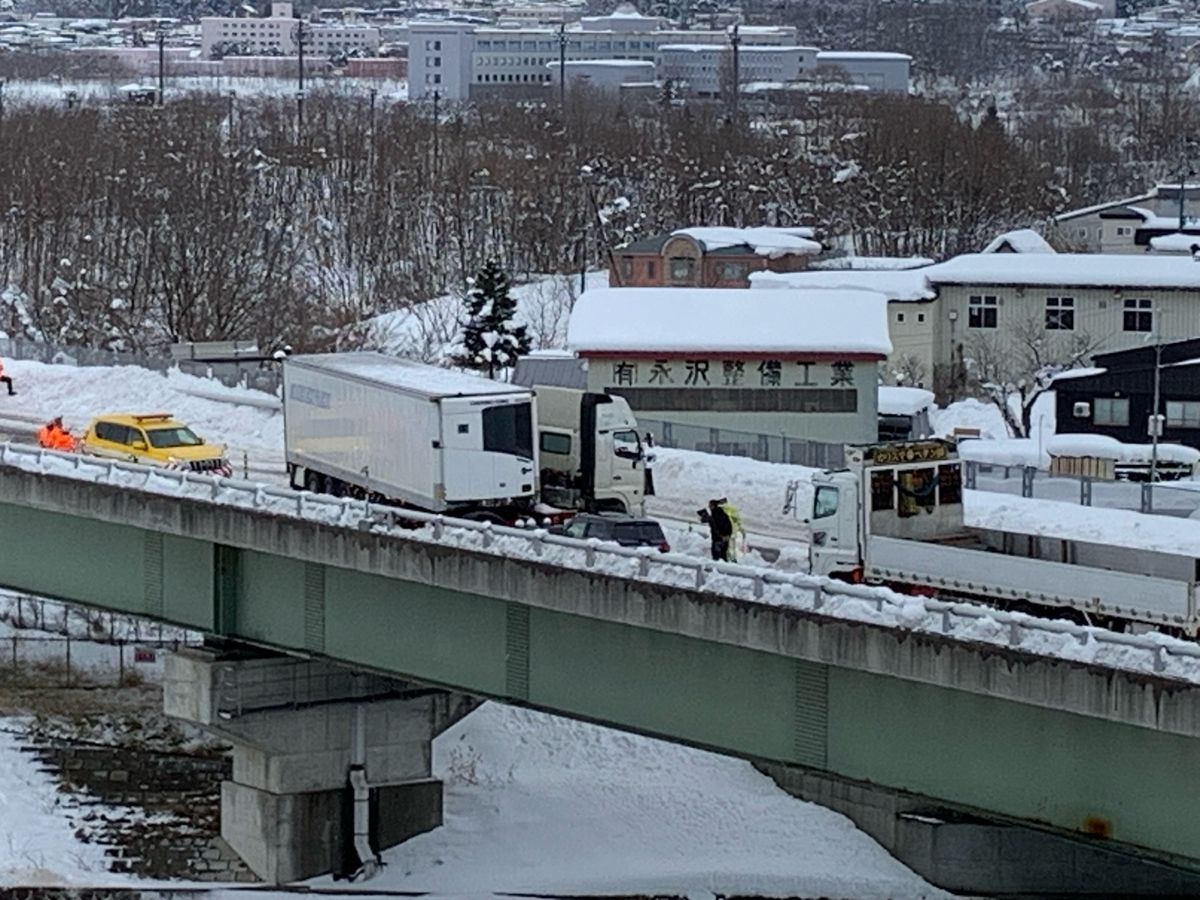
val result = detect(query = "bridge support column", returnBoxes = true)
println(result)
[164,646,477,884]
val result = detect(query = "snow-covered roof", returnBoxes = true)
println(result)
[1049,366,1106,382]
[288,352,530,398]
[749,268,935,302]
[878,386,935,416]
[1149,232,1200,253]
[810,256,934,271]
[567,288,891,356]
[817,51,912,61]
[925,253,1200,289]
[674,227,821,258]
[981,228,1056,254]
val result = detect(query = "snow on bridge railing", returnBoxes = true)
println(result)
[5,441,1200,686]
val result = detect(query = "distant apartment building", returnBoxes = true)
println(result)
[1052,184,1200,253]
[200,2,380,59]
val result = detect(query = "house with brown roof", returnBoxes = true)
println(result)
[610,226,821,288]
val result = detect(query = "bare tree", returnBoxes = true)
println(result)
[964,316,1101,438]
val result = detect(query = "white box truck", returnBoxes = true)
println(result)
[283,353,539,518]
[808,440,1200,635]
[283,353,647,521]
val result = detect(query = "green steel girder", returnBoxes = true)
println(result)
[1,495,1199,868]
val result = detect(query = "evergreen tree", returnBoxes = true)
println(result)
[454,258,531,379]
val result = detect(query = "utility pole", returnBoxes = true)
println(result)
[728,23,741,122]
[0,79,6,140]
[295,15,305,140]
[368,87,377,169]
[558,23,567,113]
[1180,159,1190,232]
[157,29,165,105]
[431,89,440,174]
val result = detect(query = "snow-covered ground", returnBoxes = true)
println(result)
[311,703,948,899]
[0,724,114,885]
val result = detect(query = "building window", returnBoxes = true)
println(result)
[896,313,905,323]
[620,258,633,279]
[1045,296,1074,330]
[1123,298,1153,332]
[669,257,695,283]
[1093,397,1130,427]
[719,262,745,280]
[1167,401,1200,428]
[647,260,657,279]
[1116,226,1132,236]
[917,313,925,323]
[968,294,997,329]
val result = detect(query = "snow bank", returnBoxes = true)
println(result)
[1047,434,1200,466]
[568,287,892,356]
[339,703,945,898]
[649,446,816,540]
[1,359,282,460]
[958,437,1048,469]
[965,490,1200,557]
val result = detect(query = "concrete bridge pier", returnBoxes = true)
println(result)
[164,646,477,883]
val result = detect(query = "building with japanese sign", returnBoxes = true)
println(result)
[566,287,890,448]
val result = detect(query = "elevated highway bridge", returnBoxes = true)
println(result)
[2,443,1200,894]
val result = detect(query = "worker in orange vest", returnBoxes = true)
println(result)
[37,416,76,451]
[0,359,15,396]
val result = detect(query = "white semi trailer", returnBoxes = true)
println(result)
[282,353,644,521]
[808,440,1200,634]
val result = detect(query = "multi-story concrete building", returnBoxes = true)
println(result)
[547,59,655,92]
[408,6,804,100]
[200,2,379,59]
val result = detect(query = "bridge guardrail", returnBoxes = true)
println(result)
[3,441,1200,684]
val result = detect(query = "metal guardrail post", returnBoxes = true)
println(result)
[964,460,977,490]
[1021,466,1035,498]
[1142,482,1153,514]
[1080,476,1092,507]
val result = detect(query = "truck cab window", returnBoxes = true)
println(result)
[540,432,571,455]
[482,402,533,459]
[813,486,839,519]
[612,429,641,460]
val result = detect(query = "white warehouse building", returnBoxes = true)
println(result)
[816,50,911,92]
[656,44,817,96]
[200,2,380,58]
[546,59,656,92]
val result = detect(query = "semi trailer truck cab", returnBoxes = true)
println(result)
[534,386,645,516]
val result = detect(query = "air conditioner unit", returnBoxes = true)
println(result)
[1073,401,1091,418]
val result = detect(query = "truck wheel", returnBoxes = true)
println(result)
[303,470,323,493]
